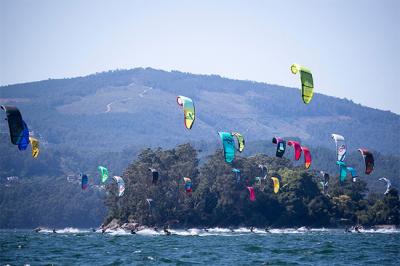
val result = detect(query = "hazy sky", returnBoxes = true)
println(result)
[1,0,399,113]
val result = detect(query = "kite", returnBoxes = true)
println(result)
[146,198,154,213]
[378,177,391,195]
[336,161,347,182]
[98,166,109,183]
[218,132,235,163]
[331,134,346,162]
[148,168,159,184]
[176,96,195,129]
[183,177,192,193]
[320,171,329,194]
[17,121,30,151]
[271,175,282,194]
[336,161,357,182]
[113,176,125,197]
[231,132,245,152]
[290,64,314,104]
[272,137,286,157]
[358,149,374,175]
[287,140,302,161]
[301,146,312,169]
[346,167,358,182]
[1,105,25,145]
[29,137,39,158]
[232,168,241,183]
[247,186,255,201]
[258,164,268,179]
[81,173,88,190]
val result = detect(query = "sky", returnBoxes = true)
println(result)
[1,0,399,113]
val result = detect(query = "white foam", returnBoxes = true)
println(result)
[169,229,198,236]
[38,227,90,234]
[356,228,400,234]
[269,228,303,234]
[56,227,397,236]
[38,228,53,233]
[107,228,130,235]
[57,227,89,234]
[207,227,231,233]
[136,228,161,235]
[234,227,250,233]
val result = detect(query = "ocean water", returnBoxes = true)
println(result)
[1,228,399,265]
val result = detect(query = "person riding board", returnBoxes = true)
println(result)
[163,225,171,235]
[354,225,361,233]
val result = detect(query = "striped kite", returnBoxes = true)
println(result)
[176,96,195,129]
[290,64,314,104]
[231,132,245,152]
[331,134,346,162]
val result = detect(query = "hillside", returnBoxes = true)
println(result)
[1,68,399,154]
[1,68,399,228]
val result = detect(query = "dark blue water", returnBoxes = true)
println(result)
[1,228,399,265]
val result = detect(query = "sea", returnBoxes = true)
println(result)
[1,227,399,265]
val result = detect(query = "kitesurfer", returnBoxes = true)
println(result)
[265,226,271,233]
[52,228,56,233]
[250,226,255,233]
[102,229,106,234]
[354,225,361,233]
[154,226,159,232]
[163,225,171,235]
[131,229,136,235]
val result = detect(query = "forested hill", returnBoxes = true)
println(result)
[1,68,399,228]
[0,67,399,155]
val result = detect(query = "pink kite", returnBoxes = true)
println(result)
[301,146,312,169]
[247,186,255,201]
[287,140,302,161]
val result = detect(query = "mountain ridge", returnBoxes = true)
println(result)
[0,67,399,155]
